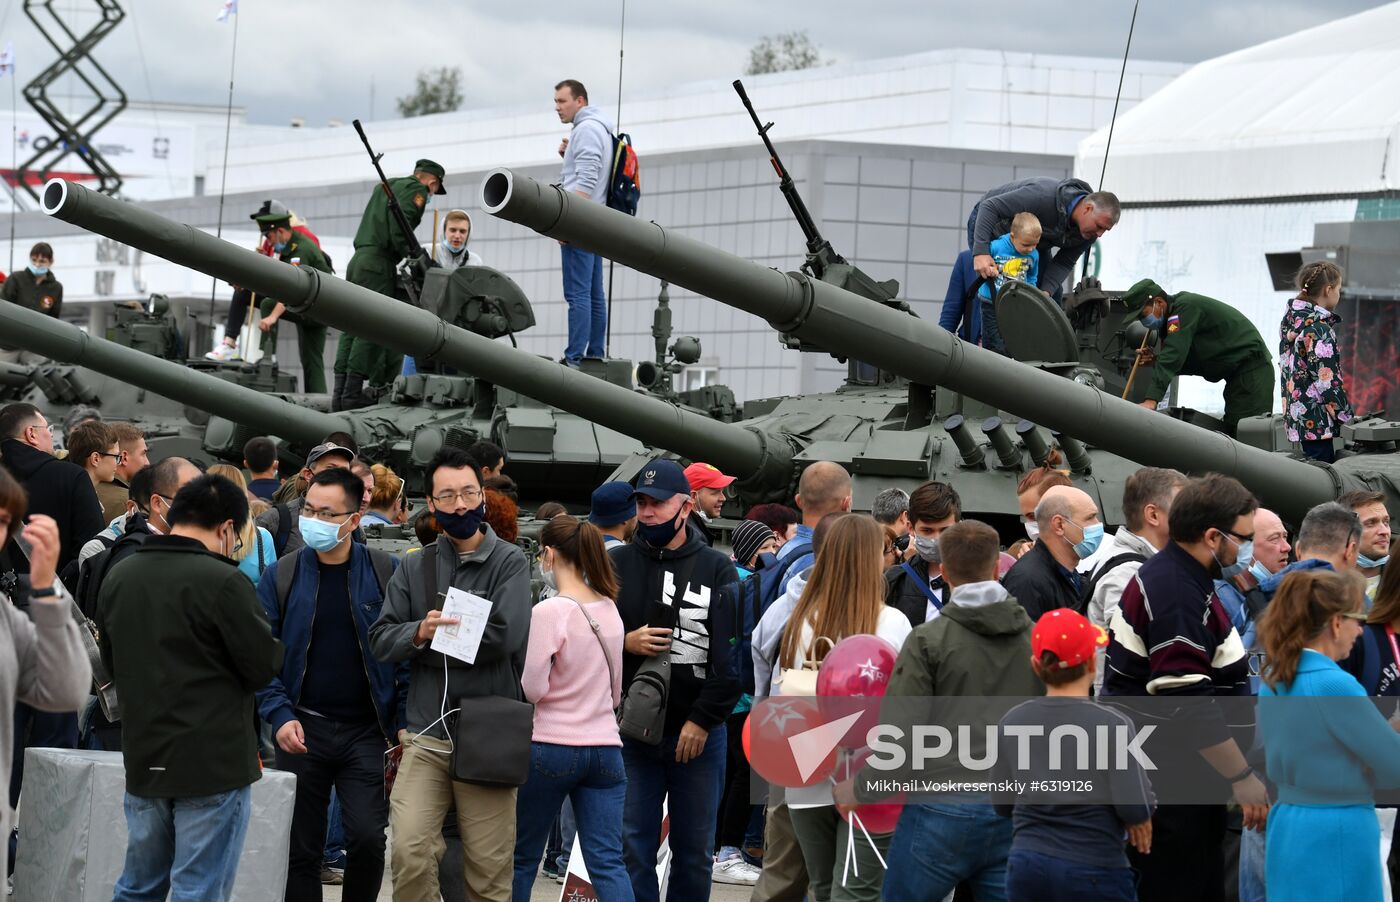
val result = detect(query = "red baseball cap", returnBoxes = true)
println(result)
[683,462,735,491]
[1031,608,1108,669]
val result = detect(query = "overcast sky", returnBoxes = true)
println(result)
[0,0,1389,127]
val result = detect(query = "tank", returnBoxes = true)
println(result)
[39,176,1400,527]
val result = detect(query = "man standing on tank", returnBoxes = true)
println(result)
[554,78,614,367]
[333,159,446,410]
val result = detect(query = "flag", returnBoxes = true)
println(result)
[215,0,237,23]
[0,43,15,78]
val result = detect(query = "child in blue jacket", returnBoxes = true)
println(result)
[978,211,1041,353]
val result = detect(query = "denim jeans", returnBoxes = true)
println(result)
[275,717,388,902]
[880,803,1011,902]
[513,742,632,902]
[979,298,1007,354]
[1005,848,1135,901]
[622,725,727,902]
[1238,826,1266,902]
[561,244,607,364]
[112,786,252,902]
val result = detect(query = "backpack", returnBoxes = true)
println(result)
[272,503,294,558]
[1084,552,1149,616]
[606,132,640,216]
[75,530,150,619]
[730,541,813,695]
[274,546,395,615]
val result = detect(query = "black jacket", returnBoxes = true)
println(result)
[1001,539,1086,621]
[610,522,740,736]
[96,535,283,798]
[0,438,104,570]
[969,176,1095,298]
[884,556,943,627]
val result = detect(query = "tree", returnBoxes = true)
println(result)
[396,66,464,118]
[745,31,828,76]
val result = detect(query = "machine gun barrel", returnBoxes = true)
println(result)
[40,179,784,486]
[480,168,1342,521]
[0,300,349,447]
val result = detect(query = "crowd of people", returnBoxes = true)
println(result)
[0,389,1398,902]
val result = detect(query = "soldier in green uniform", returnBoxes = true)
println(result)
[333,158,445,410]
[1121,277,1275,437]
[254,213,331,393]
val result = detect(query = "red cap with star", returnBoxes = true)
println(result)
[1031,608,1108,669]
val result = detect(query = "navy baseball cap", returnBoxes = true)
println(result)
[590,481,637,527]
[632,459,690,501]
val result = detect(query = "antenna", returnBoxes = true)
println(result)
[604,0,626,354]
[1082,0,1140,280]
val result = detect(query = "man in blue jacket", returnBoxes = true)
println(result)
[554,78,615,366]
[256,467,405,902]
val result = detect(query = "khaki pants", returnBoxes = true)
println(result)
[752,798,810,902]
[389,733,516,902]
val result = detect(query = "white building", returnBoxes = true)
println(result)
[12,48,1186,400]
[1076,1,1400,415]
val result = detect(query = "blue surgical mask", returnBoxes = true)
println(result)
[1218,536,1254,580]
[272,240,288,253]
[1359,553,1390,570]
[298,515,350,553]
[911,534,941,564]
[1066,519,1104,559]
[1249,560,1272,583]
[27,264,47,276]
[443,239,465,256]
[1142,314,1161,329]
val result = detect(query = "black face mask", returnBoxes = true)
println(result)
[637,507,686,549]
[434,503,486,540]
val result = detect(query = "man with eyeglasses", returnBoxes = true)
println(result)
[65,421,121,493]
[1102,474,1268,902]
[257,441,358,559]
[369,447,530,901]
[0,402,102,571]
[96,474,283,901]
[257,467,403,902]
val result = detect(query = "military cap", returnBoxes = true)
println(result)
[414,159,448,195]
[250,199,289,221]
[254,212,292,232]
[1119,278,1167,326]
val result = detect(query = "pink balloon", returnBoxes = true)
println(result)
[816,635,899,699]
[997,552,1016,577]
[834,750,905,834]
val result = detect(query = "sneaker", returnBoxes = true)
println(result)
[319,867,343,886]
[204,342,240,362]
[712,857,761,885]
[556,869,567,884]
[542,864,561,881]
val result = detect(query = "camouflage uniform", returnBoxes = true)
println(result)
[254,214,331,393]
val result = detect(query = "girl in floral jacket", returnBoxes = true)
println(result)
[1279,261,1352,462]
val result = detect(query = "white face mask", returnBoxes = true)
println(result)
[1025,520,1040,541]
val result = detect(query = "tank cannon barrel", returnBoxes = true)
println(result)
[481,169,1341,521]
[41,180,784,486]
[0,301,350,448]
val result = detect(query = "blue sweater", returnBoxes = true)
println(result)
[978,233,1039,301]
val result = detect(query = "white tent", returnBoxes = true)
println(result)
[1077,1,1400,202]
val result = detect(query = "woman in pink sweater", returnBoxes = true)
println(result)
[511,516,632,902]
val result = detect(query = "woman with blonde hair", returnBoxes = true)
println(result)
[208,463,275,584]
[1257,568,1400,900]
[777,514,912,902]
[363,463,406,526]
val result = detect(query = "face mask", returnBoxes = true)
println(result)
[27,264,48,276]
[443,240,465,256]
[1066,519,1104,559]
[540,561,558,592]
[911,534,941,564]
[637,507,686,549]
[272,240,288,253]
[1024,520,1040,541]
[1142,314,1161,329]
[1248,560,1272,583]
[299,516,349,553]
[1359,553,1390,569]
[1217,536,1254,580]
[434,503,486,540]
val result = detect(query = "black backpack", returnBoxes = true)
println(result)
[729,542,812,694]
[1084,552,1149,615]
[75,529,150,619]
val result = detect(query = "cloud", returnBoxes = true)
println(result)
[0,0,1387,126]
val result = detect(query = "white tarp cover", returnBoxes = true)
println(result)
[13,749,294,902]
[1077,2,1400,202]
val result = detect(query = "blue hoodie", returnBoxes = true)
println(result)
[560,105,614,204]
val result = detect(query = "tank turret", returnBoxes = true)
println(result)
[475,168,1400,523]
